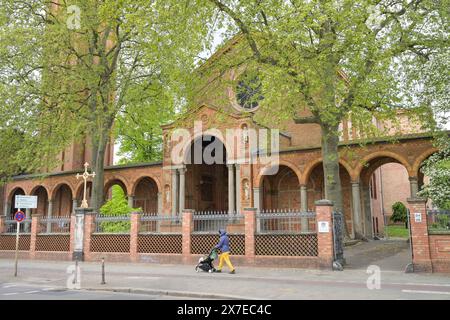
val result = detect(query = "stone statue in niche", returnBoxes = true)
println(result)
[243,180,250,200]
[165,186,170,203]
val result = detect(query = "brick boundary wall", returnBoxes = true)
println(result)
[407,198,450,273]
[0,201,338,270]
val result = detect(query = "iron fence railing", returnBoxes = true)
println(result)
[193,211,244,234]
[39,216,71,234]
[139,213,181,233]
[94,214,130,234]
[256,210,316,234]
[427,209,450,232]
[3,219,32,234]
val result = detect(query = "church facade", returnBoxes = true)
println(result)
[0,38,438,241]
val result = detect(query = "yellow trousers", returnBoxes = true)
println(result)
[217,252,234,271]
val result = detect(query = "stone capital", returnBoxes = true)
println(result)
[315,199,334,207]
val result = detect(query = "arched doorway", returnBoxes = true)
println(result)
[52,184,73,217]
[359,156,410,239]
[31,186,49,216]
[306,162,353,236]
[184,135,229,212]
[261,165,301,211]
[9,188,25,219]
[104,179,128,203]
[133,177,159,214]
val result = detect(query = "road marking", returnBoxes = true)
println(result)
[24,291,39,294]
[402,289,450,295]
[3,292,18,296]
[126,276,160,280]
[41,287,55,291]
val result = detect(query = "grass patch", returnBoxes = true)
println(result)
[385,225,409,238]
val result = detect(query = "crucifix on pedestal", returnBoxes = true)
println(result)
[76,162,96,208]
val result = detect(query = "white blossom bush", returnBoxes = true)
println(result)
[418,143,450,210]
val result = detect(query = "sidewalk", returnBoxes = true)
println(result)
[1,257,449,300]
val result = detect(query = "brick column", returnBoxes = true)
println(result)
[30,215,41,259]
[243,208,256,261]
[130,212,141,262]
[83,211,96,261]
[407,198,432,272]
[316,200,334,269]
[182,209,194,263]
[0,215,5,233]
[69,214,76,255]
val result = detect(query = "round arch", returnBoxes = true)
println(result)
[104,177,129,198]
[255,160,302,188]
[182,132,230,166]
[31,186,49,216]
[8,187,26,203]
[412,148,439,176]
[355,151,412,180]
[301,158,354,185]
[50,183,74,201]
[131,176,161,196]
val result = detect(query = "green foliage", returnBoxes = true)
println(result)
[390,202,407,224]
[99,185,140,233]
[418,138,450,210]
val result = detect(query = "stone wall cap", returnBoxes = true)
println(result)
[407,197,427,203]
[243,208,257,211]
[131,211,143,215]
[315,199,334,206]
[182,209,195,213]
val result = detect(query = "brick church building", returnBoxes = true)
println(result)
[0,36,437,241]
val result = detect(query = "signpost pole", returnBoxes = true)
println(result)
[14,208,21,277]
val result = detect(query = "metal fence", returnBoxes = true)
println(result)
[39,216,71,234]
[94,214,130,234]
[193,211,244,234]
[427,209,450,232]
[3,219,32,234]
[256,210,316,234]
[140,213,181,233]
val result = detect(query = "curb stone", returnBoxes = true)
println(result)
[82,287,257,300]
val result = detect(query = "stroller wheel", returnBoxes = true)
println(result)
[208,269,213,273]
[195,266,200,273]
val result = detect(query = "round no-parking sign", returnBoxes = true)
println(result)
[14,211,25,223]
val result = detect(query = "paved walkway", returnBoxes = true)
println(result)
[0,240,448,300]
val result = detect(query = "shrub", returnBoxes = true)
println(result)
[390,202,408,228]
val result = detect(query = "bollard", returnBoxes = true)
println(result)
[73,260,78,285]
[101,258,106,285]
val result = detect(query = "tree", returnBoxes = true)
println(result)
[114,90,175,164]
[390,201,408,228]
[99,185,138,232]
[0,0,215,210]
[206,0,448,238]
[418,138,450,210]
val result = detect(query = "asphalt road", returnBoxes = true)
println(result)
[0,282,194,300]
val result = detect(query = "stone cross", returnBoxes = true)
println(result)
[76,162,96,208]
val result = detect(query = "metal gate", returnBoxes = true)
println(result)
[333,211,345,266]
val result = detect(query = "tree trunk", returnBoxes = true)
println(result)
[91,131,108,212]
[320,123,350,238]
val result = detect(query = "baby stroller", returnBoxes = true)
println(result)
[195,248,219,273]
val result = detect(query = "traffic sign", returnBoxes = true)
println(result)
[14,195,37,209]
[15,211,25,223]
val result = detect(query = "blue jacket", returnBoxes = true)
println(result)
[215,229,230,253]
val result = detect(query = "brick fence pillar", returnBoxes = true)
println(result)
[83,211,96,261]
[316,200,334,269]
[182,209,194,263]
[69,214,76,255]
[244,208,256,263]
[0,215,5,233]
[30,215,41,259]
[407,198,432,272]
[130,212,141,262]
